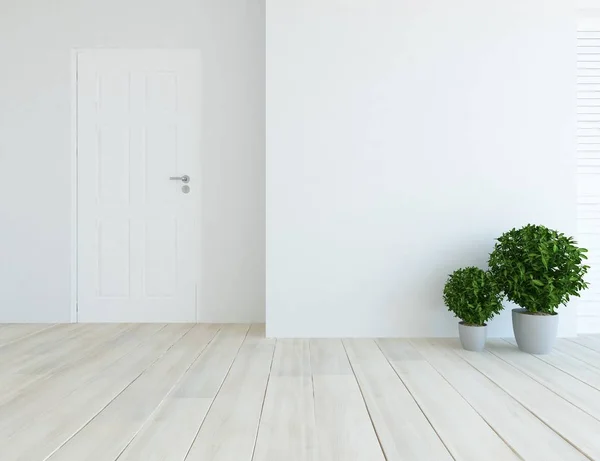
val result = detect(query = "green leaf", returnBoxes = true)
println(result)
[443,267,504,324]
[487,224,590,314]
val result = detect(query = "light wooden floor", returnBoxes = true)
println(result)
[2,325,600,461]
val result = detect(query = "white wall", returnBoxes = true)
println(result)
[267,0,578,337]
[0,0,265,323]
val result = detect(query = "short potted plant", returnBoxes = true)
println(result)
[488,224,590,354]
[443,266,504,352]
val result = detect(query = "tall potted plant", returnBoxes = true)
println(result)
[443,267,504,352]
[488,224,590,354]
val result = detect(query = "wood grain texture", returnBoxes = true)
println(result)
[252,339,317,461]
[378,339,521,461]
[0,324,136,407]
[487,339,600,421]
[508,339,600,392]
[412,339,587,461]
[1,324,193,461]
[117,324,251,461]
[184,325,273,461]
[0,324,153,436]
[47,325,220,461]
[569,335,600,353]
[453,339,600,460]
[554,339,600,370]
[0,324,81,372]
[3,326,600,461]
[0,324,55,347]
[310,340,385,461]
[343,339,452,461]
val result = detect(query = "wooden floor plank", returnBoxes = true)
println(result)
[487,339,600,422]
[412,339,587,461]
[0,324,82,370]
[378,339,520,461]
[554,339,600,370]
[4,326,600,461]
[505,339,600,392]
[0,324,135,406]
[183,325,273,461]
[343,339,453,461]
[116,324,250,461]
[0,324,164,436]
[452,339,600,459]
[310,339,386,461]
[0,325,112,409]
[569,336,600,354]
[252,340,317,461]
[46,324,222,461]
[14,324,133,375]
[0,324,56,347]
[1,324,194,461]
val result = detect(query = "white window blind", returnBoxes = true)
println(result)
[578,21,600,333]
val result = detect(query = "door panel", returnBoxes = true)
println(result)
[77,50,200,322]
[97,219,131,298]
[98,126,130,205]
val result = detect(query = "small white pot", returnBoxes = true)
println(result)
[512,308,559,354]
[458,322,487,352]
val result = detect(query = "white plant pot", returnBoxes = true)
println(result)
[458,322,487,352]
[512,308,559,355]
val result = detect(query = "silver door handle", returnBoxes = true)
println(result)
[169,175,190,183]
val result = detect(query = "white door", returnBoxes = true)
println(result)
[77,50,201,322]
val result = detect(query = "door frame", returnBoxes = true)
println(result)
[70,48,202,323]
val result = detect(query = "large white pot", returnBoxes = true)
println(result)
[512,308,559,354]
[458,322,487,352]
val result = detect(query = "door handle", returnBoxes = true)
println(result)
[169,175,190,183]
